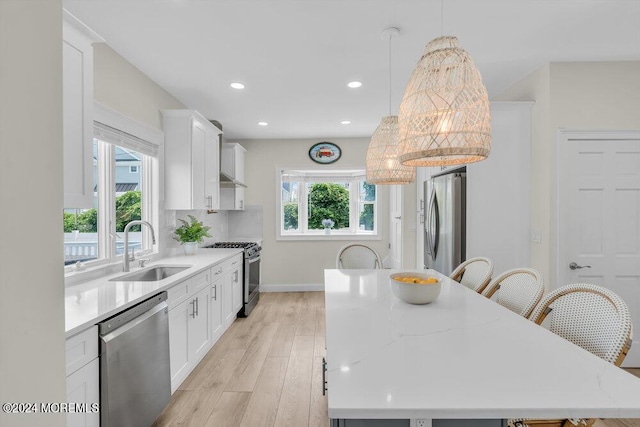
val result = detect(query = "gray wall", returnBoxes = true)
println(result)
[495,61,640,288]
[0,2,66,426]
[238,138,390,287]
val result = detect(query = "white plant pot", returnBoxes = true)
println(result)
[183,242,198,255]
[324,228,331,235]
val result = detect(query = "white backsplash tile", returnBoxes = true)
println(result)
[228,205,263,238]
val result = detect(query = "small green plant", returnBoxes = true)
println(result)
[173,215,212,244]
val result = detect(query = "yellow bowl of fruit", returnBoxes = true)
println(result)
[389,272,441,305]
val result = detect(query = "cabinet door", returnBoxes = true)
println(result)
[222,271,235,328]
[66,358,99,427]
[168,299,190,392]
[236,187,245,210]
[204,129,220,210]
[63,20,95,209]
[234,145,245,183]
[188,286,211,364]
[232,266,243,313]
[210,279,223,342]
[191,120,207,210]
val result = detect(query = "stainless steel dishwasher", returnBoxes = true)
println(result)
[98,292,170,427]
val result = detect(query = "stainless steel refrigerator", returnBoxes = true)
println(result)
[424,171,466,275]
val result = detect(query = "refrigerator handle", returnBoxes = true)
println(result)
[431,190,440,259]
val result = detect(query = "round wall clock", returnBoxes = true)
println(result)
[309,142,341,164]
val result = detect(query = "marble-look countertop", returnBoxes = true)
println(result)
[65,248,242,337]
[324,269,640,420]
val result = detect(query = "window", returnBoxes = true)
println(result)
[63,121,158,267]
[278,169,378,239]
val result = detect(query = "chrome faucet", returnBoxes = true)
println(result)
[123,220,156,272]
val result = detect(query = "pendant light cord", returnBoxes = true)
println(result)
[441,0,444,36]
[388,34,392,117]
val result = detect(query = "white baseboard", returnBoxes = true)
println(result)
[260,283,324,292]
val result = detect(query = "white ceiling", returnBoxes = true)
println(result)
[64,0,640,140]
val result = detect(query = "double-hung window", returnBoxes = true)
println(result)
[278,168,378,240]
[63,121,158,268]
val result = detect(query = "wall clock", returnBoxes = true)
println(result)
[309,142,341,164]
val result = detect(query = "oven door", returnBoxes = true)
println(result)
[243,253,260,316]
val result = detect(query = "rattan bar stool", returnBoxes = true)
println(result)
[509,283,633,427]
[449,257,493,293]
[481,268,544,318]
[336,243,383,269]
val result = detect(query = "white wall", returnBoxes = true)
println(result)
[495,61,640,289]
[238,138,389,287]
[94,43,186,131]
[0,2,66,426]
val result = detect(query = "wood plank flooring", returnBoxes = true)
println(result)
[154,292,640,427]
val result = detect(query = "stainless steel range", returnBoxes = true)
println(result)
[206,242,261,317]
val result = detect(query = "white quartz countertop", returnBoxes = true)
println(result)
[324,269,640,420]
[65,248,242,337]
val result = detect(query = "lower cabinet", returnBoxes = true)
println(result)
[211,276,224,343]
[168,285,211,392]
[65,326,99,427]
[221,269,235,328]
[231,263,243,314]
[168,253,244,392]
[66,359,99,427]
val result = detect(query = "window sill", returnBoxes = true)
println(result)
[276,233,381,241]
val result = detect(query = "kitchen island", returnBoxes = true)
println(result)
[324,269,640,426]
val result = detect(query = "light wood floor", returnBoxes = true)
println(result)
[154,292,640,427]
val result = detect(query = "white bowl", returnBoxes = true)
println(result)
[389,272,441,305]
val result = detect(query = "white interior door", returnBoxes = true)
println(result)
[389,184,402,269]
[558,131,640,367]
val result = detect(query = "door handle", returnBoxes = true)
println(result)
[394,216,401,220]
[190,300,196,318]
[569,262,591,270]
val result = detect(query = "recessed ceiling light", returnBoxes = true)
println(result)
[230,82,245,89]
[258,121,268,126]
[341,120,352,125]
[347,81,362,88]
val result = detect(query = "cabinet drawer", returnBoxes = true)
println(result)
[167,277,191,310]
[65,326,98,377]
[212,254,243,279]
[189,268,211,293]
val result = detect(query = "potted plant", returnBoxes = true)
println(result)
[322,218,334,235]
[173,215,212,255]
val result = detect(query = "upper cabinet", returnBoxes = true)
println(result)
[220,143,247,210]
[63,10,103,208]
[162,110,221,210]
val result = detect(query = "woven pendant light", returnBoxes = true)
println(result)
[398,36,491,167]
[366,27,415,185]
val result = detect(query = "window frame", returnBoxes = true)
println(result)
[64,103,161,274]
[277,167,381,241]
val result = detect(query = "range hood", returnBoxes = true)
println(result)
[210,120,247,188]
[219,171,246,188]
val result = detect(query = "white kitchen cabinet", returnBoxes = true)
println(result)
[168,269,212,392]
[63,10,103,209]
[168,254,243,392]
[231,262,243,314]
[65,326,99,427]
[168,299,190,391]
[221,269,235,328]
[210,275,223,343]
[221,142,247,210]
[162,110,221,210]
[66,358,99,427]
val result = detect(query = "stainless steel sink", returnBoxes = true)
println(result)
[110,265,191,282]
